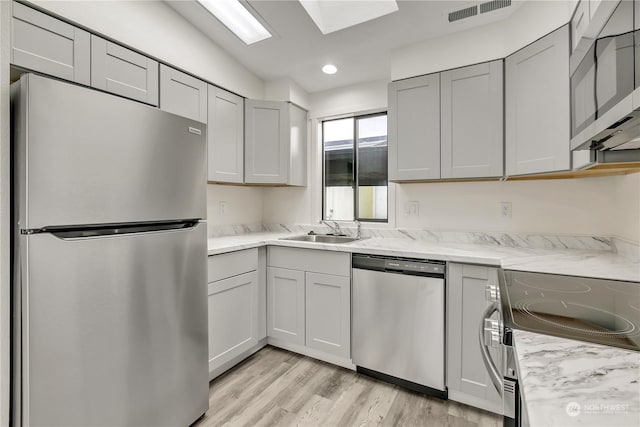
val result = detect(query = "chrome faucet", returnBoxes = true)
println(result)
[321,220,342,235]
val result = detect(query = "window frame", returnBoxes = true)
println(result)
[321,111,388,223]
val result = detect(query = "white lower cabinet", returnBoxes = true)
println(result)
[305,272,350,358]
[447,263,502,414]
[266,267,305,346]
[207,248,265,380]
[266,247,351,364]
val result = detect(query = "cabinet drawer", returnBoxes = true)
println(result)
[267,247,350,277]
[90,35,159,106]
[208,248,258,283]
[11,2,90,85]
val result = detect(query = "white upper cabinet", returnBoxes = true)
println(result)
[245,100,307,186]
[159,64,207,123]
[208,86,244,183]
[90,35,159,106]
[441,60,504,179]
[571,0,590,52]
[505,25,570,176]
[388,73,441,181]
[11,2,90,85]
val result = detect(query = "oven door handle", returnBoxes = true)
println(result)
[479,302,503,396]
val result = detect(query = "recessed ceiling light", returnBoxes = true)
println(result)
[197,0,271,45]
[322,64,338,75]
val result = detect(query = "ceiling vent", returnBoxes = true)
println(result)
[448,5,478,22]
[480,0,512,14]
[448,0,512,23]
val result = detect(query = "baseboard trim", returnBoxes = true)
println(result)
[448,389,503,415]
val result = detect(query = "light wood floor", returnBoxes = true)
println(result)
[195,346,502,427]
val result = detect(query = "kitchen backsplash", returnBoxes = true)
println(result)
[207,223,640,257]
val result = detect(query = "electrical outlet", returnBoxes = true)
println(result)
[501,201,512,218]
[405,201,420,216]
[219,201,227,216]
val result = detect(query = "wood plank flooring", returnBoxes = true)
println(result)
[195,346,502,427]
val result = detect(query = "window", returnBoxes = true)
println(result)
[323,113,388,222]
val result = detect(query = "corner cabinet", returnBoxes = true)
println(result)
[90,35,159,106]
[11,1,90,85]
[388,74,441,181]
[447,263,502,414]
[505,25,570,176]
[159,64,207,123]
[245,100,307,186]
[389,60,504,181]
[208,86,244,183]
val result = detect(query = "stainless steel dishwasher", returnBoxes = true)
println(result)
[352,254,447,398]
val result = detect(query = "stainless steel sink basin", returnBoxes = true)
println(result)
[279,234,360,244]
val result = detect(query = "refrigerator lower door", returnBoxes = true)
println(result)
[16,223,208,427]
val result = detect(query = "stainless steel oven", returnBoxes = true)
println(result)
[487,269,640,426]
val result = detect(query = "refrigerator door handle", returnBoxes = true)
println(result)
[48,220,200,240]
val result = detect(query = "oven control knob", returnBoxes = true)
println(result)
[485,283,499,303]
[484,319,501,348]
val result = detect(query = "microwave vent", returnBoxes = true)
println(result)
[480,0,512,14]
[448,5,478,22]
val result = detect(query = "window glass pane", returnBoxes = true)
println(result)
[324,118,354,221]
[357,115,387,220]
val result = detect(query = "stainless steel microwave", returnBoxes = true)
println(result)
[570,0,640,158]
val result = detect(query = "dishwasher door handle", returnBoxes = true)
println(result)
[479,302,503,396]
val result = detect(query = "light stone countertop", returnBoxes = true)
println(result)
[207,231,640,427]
[513,330,640,427]
[207,232,640,282]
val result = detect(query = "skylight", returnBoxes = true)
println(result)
[299,0,399,35]
[198,0,271,45]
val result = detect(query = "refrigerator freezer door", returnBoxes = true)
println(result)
[13,74,206,230]
[17,223,208,426]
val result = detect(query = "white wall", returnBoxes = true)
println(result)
[29,0,265,99]
[396,177,618,236]
[391,0,576,80]
[614,173,640,243]
[206,184,263,232]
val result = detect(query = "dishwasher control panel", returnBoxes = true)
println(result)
[353,254,445,276]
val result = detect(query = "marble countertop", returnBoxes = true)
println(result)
[513,330,640,427]
[207,232,640,282]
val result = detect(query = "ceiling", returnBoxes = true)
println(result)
[167,0,524,94]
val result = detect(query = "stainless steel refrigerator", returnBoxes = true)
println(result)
[11,74,209,426]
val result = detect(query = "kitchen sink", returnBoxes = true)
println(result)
[279,234,361,244]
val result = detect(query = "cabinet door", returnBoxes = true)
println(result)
[441,61,503,179]
[91,36,159,106]
[208,86,244,183]
[447,264,502,413]
[159,64,207,122]
[208,271,259,375]
[305,272,350,358]
[288,103,308,187]
[388,74,440,181]
[505,25,570,176]
[245,100,288,184]
[11,2,90,85]
[571,0,590,52]
[267,267,305,345]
